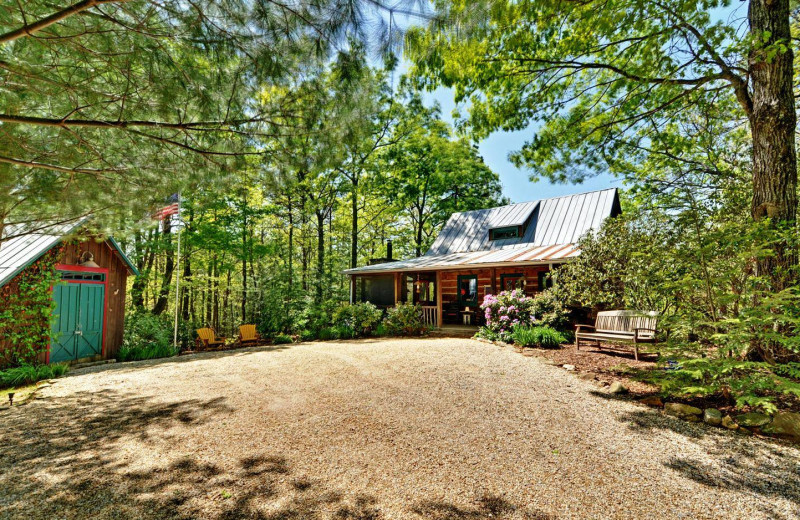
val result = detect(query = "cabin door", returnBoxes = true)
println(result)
[50,282,105,363]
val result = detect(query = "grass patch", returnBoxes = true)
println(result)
[511,326,567,348]
[118,343,178,362]
[273,334,293,345]
[0,363,69,389]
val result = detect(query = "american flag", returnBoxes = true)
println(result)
[153,193,180,221]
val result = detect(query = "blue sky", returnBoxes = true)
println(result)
[410,81,620,204]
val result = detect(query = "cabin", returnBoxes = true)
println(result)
[344,188,621,328]
[0,221,138,365]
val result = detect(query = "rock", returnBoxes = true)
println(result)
[639,396,663,408]
[562,364,576,371]
[665,403,702,420]
[577,372,596,381]
[703,408,722,426]
[608,382,628,394]
[763,412,800,439]
[735,412,771,428]
[721,415,738,430]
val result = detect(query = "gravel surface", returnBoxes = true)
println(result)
[2,337,799,519]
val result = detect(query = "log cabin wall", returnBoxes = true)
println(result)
[439,265,551,310]
[61,240,130,358]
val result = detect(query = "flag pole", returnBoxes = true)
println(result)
[173,192,182,348]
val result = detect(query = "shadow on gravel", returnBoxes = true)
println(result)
[411,494,556,519]
[0,389,380,519]
[590,392,800,519]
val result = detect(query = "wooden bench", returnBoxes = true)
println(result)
[575,310,658,361]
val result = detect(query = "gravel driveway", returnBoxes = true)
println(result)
[2,337,799,519]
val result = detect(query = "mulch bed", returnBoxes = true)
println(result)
[522,342,660,396]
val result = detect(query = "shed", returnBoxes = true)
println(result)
[0,221,138,365]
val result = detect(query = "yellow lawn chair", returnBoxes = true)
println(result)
[238,324,262,346]
[195,328,226,350]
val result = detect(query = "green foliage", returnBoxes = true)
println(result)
[383,303,428,336]
[528,290,569,330]
[118,343,178,362]
[638,358,800,415]
[273,334,293,345]
[0,248,62,368]
[123,312,173,351]
[0,363,69,389]
[332,302,383,337]
[119,312,177,361]
[511,326,567,349]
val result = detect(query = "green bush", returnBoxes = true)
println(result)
[118,343,178,362]
[0,363,69,388]
[511,326,567,348]
[384,303,428,336]
[273,334,293,345]
[372,323,388,337]
[119,312,177,361]
[332,302,383,337]
[529,290,569,330]
[123,312,172,350]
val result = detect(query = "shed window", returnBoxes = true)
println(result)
[458,275,478,306]
[60,271,105,282]
[538,271,553,291]
[489,226,520,240]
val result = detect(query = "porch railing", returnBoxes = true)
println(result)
[421,306,438,328]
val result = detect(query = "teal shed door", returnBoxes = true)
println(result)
[50,283,105,363]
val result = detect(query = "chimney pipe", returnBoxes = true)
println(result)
[386,240,393,260]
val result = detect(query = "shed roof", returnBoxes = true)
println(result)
[345,188,620,275]
[0,220,139,288]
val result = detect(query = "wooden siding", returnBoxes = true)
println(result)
[439,265,551,309]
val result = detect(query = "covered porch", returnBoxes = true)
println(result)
[349,264,555,329]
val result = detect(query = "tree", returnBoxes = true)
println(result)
[408,0,797,290]
[0,0,429,238]
[382,110,505,256]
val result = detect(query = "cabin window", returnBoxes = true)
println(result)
[489,226,520,240]
[500,273,524,291]
[356,275,394,307]
[457,275,478,306]
[403,273,436,305]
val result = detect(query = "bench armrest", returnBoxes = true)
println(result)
[634,327,657,339]
[575,324,596,332]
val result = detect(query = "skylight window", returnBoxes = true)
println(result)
[489,226,520,240]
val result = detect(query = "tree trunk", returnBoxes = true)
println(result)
[746,0,798,362]
[288,195,294,294]
[749,0,798,274]
[316,210,325,303]
[351,177,358,269]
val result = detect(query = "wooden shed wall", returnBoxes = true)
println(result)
[0,238,130,365]
[61,240,130,358]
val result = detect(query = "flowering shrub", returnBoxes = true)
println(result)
[384,303,428,336]
[332,302,383,337]
[480,290,536,340]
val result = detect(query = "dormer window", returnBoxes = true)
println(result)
[489,225,520,241]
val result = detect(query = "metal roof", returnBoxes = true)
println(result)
[0,220,140,288]
[345,188,619,274]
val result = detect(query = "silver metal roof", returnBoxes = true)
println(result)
[0,220,139,287]
[345,188,619,274]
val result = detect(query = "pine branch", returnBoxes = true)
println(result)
[0,0,125,44]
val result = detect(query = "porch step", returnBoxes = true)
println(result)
[430,326,479,339]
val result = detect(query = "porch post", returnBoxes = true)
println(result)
[349,275,355,304]
[394,272,400,304]
[435,270,442,328]
[490,267,497,294]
